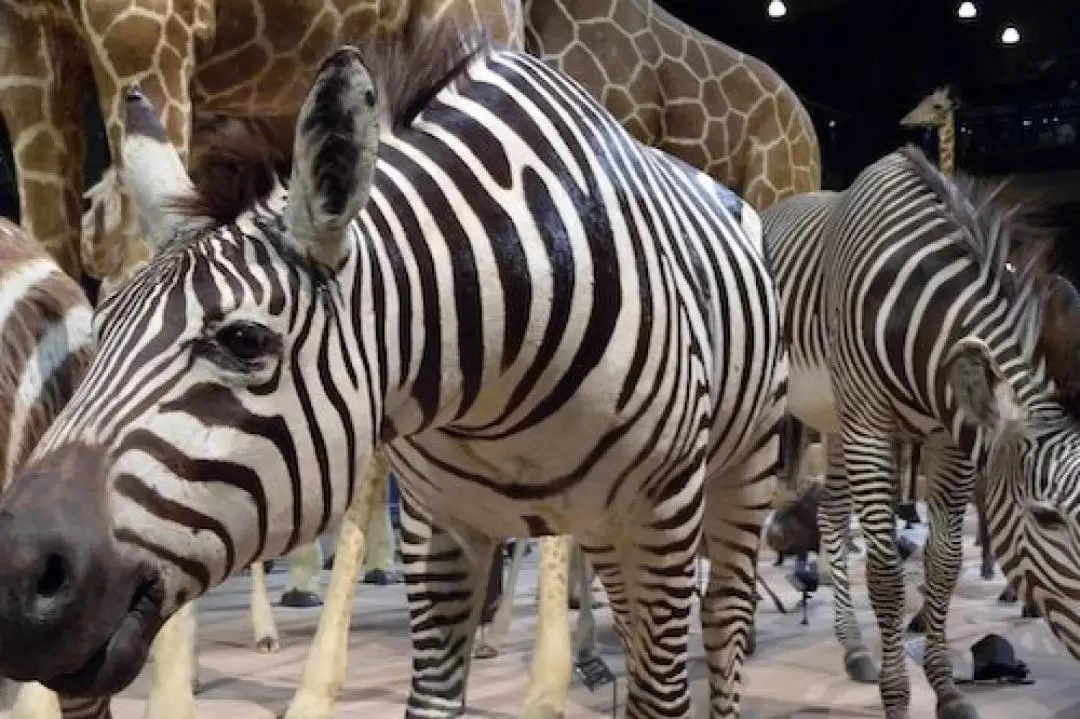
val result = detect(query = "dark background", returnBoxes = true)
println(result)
[2,0,1079,268]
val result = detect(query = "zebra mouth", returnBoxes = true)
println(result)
[42,571,166,697]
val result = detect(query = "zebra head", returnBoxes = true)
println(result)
[0,44,386,696]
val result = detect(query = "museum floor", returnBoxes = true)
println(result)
[108,507,1079,718]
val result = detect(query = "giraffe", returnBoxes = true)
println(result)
[899,86,958,177]
[477,0,824,665]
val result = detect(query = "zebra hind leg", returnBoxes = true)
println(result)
[821,434,878,684]
[401,500,496,718]
[844,431,912,718]
[918,447,980,719]
[702,444,777,716]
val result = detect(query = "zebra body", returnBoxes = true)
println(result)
[763,146,1080,719]
[0,24,786,719]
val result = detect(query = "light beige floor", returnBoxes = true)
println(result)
[109,509,1079,717]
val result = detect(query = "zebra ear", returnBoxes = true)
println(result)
[944,337,1027,443]
[120,86,199,251]
[285,46,381,271]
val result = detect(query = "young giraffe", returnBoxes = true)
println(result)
[479,0,823,664]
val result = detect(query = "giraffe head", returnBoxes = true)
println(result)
[899,86,958,130]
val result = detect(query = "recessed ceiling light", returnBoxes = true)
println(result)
[1001,24,1021,45]
[957,1,977,19]
[767,0,788,19]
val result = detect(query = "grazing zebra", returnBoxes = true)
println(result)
[0,20,787,719]
[0,216,377,719]
[762,145,1080,719]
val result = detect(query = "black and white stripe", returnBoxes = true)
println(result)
[764,146,1080,718]
[13,25,787,719]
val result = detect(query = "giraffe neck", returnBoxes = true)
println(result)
[938,110,955,178]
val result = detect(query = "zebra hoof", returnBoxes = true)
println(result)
[363,569,401,585]
[323,554,336,570]
[1021,603,1040,619]
[192,675,203,695]
[844,650,878,684]
[937,692,978,719]
[256,635,281,654]
[745,630,757,657]
[998,587,1018,604]
[907,611,927,635]
[473,643,499,659]
[980,563,994,581]
[279,589,323,608]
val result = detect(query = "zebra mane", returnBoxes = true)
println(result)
[897,145,1080,412]
[170,19,491,229]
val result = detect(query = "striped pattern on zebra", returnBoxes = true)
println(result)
[0,203,367,719]
[762,145,1080,719]
[0,20,787,719]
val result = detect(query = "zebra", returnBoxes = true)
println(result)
[761,145,1080,719]
[0,213,380,719]
[0,20,787,719]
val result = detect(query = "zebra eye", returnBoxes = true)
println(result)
[215,321,278,362]
[1030,502,1067,532]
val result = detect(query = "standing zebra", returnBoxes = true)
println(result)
[763,145,1080,719]
[0,20,786,719]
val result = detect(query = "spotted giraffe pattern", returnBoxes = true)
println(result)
[899,86,957,178]
[525,0,821,209]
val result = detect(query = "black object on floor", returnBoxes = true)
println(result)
[279,589,323,608]
[787,554,820,625]
[956,633,1034,685]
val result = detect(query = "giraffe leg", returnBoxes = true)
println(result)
[78,1,201,289]
[820,433,877,683]
[918,446,980,719]
[521,535,572,719]
[361,478,397,584]
[573,545,599,662]
[702,429,777,717]
[473,537,529,659]
[843,429,911,719]
[400,492,496,718]
[280,541,324,608]
[143,601,197,719]
[249,559,280,653]
[10,683,61,719]
[0,23,86,279]
[282,454,389,719]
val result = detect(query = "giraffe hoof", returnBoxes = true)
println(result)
[363,569,401,584]
[279,589,323,608]
[473,643,499,659]
[256,635,281,654]
[192,675,203,695]
[844,650,878,684]
[937,692,978,719]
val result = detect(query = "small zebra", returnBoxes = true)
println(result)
[0,21,786,719]
[763,145,1080,719]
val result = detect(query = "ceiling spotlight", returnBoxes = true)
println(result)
[957,1,977,19]
[767,0,788,19]
[1001,24,1021,45]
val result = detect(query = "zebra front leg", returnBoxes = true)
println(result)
[845,431,911,719]
[402,500,496,718]
[474,537,529,659]
[919,447,979,719]
[522,535,573,719]
[280,541,324,608]
[283,453,389,719]
[702,443,776,716]
[820,434,877,683]
[143,601,197,719]
[249,560,280,653]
